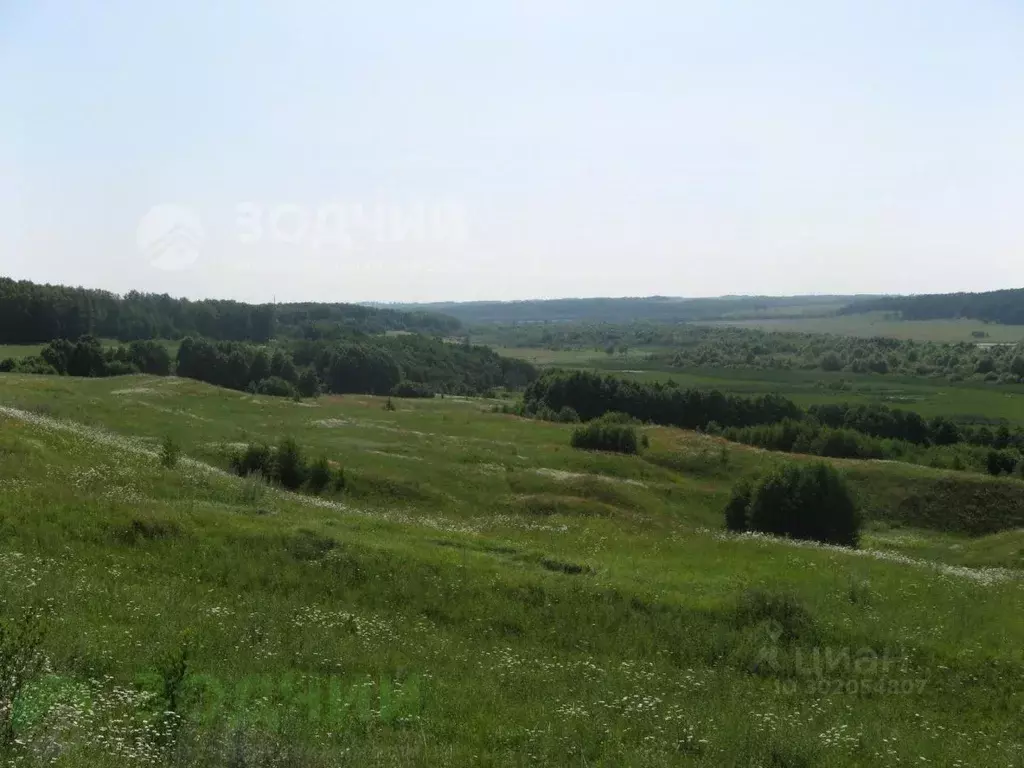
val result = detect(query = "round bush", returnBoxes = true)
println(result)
[728,462,861,547]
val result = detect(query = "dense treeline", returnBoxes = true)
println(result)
[274,303,460,339]
[0,277,460,344]
[289,335,537,396]
[181,336,536,398]
[1,333,537,399]
[523,370,803,429]
[841,288,1024,326]
[0,278,275,343]
[522,370,1024,476]
[713,419,1024,476]
[175,338,317,398]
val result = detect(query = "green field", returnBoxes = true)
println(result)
[0,343,44,359]
[702,312,1024,343]
[0,372,1022,766]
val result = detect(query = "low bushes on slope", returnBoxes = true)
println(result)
[229,438,345,495]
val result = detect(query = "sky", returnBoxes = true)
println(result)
[1,0,1022,304]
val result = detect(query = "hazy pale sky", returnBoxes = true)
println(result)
[2,1,1022,303]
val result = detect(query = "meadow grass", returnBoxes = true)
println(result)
[0,373,1021,766]
[0,344,44,359]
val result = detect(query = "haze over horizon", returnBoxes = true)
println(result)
[2,1,1022,305]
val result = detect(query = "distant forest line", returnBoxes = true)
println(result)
[395,287,1024,327]
[6,277,1024,347]
[0,277,461,345]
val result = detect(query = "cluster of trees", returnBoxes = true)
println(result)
[0,336,172,377]
[290,335,537,396]
[523,370,803,430]
[841,287,1024,326]
[175,336,536,398]
[176,337,320,398]
[570,414,641,454]
[807,404,944,446]
[275,303,460,340]
[229,438,344,495]
[725,463,861,547]
[0,277,460,344]
[716,419,993,473]
[714,416,1024,477]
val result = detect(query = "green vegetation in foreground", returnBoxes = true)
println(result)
[0,373,1022,766]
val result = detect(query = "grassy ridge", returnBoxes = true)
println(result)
[0,374,1022,766]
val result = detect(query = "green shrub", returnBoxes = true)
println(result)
[104,360,139,376]
[724,479,752,532]
[273,437,307,490]
[739,462,861,547]
[307,456,334,494]
[390,381,434,398]
[231,443,273,479]
[0,356,58,375]
[556,406,580,423]
[986,449,1018,476]
[159,435,181,468]
[296,367,322,398]
[254,376,298,398]
[571,418,639,454]
[598,411,638,425]
[332,467,347,492]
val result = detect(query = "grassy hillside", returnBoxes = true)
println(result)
[0,374,1022,766]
